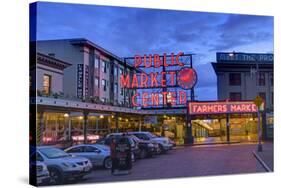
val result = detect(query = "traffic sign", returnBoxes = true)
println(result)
[254,96,263,107]
[254,95,264,112]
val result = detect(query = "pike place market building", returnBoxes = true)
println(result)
[30,38,274,146]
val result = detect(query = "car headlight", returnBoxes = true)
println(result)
[148,143,154,147]
[62,162,77,168]
[42,165,48,171]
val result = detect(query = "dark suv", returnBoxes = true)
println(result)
[128,134,157,158]
[96,133,140,161]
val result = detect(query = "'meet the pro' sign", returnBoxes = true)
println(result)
[189,101,258,115]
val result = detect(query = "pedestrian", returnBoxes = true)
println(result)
[110,138,117,174]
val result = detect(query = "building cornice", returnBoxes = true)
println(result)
[37,53,72,70]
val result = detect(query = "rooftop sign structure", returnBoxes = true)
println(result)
[216,52,273,63]
[122,52,197,107]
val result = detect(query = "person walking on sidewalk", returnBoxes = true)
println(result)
[110,138,118,174]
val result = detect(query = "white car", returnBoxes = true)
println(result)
[36,146,93,185]
[35,161,50,185]
[65,144,112,169]
[129,132,174,153]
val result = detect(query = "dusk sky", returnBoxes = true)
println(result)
[36,2,273,100]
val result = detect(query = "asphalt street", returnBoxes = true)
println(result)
[79,143,266,184]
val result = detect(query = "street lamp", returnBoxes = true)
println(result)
[228,51,262,152]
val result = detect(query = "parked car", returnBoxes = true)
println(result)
[96,133,139,161]
[129,131,174,153]
[30,146,50,186]
[128,134,157,158]
[65,144,112,169]
[35,161,50,185]
[29,147,50,185]
[36,146,93,185]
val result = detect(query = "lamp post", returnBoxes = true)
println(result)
[228,52,263,152]
[254,95,264,152]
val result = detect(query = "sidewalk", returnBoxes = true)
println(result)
[253,141,273,171]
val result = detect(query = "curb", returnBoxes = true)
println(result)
[252,150,272,172]
[182,141,240,147]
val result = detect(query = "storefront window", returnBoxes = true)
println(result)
[192,115,258,143]
[42,113,68,144]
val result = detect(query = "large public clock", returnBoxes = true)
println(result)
[177,67,197,90]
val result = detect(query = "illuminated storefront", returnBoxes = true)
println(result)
[187,101,261,143]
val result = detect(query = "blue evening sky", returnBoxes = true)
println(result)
[35,2,273,100]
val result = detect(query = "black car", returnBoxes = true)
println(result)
[96,133,140,161]
[128,134,156,159]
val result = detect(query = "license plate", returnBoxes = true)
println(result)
[84,166,90,172]
[37,179,42,184]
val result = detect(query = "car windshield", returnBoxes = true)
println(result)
[39,147,70,159]
[95,144,110,151]
[130,135,141,142]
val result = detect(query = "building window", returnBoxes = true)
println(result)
[257,72,265,86]
[229,73,241,86]
[270,73,273,86]
[95,77,99,88]
[120,68,124,75]
[101,60,107,73]
[120,88,124,96]
[229,92,241,101]
[271,92,274,106]
[43,74,51,95]
[114,66,118,76]
[259,92,266,101]
[95,57,99,68]
[114,83,118,94]
[102,79,106,91]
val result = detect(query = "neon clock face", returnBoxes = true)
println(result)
[177,67,197,90]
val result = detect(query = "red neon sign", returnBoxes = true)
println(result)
[121,52,197,107]
[189,101,258,115]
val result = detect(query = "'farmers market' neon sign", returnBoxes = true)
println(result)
[189,101,258,115]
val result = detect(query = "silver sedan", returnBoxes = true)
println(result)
[65,144,112,169]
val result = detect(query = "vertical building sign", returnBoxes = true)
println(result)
[77,64,84,99]
[85,65,89,98]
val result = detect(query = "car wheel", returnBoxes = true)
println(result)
[103,157,112,169]
[140,149,147,159]
[75,175,85,181]
[131,153,135,162]
[49,168,63,185]
[159,144,166,154]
